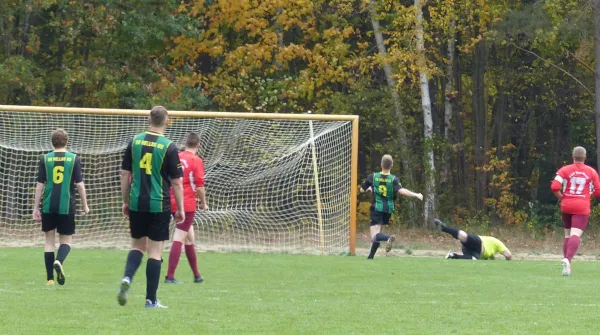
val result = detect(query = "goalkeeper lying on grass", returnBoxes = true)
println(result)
[434,219,512,260]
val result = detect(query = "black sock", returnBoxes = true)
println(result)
[44,252,55,280]
[124,250,144,280]
[146,258,161,302]
[441,226,460,239]
[367,242,381,259]
[56,244,71,264]
[374,233,391,242]
[451,254,474,260]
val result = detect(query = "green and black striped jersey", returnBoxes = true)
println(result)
[361,172,402,214]
[122,131,182,213]
[37,150,83,215]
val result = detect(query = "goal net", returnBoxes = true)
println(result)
[0,107,357,254]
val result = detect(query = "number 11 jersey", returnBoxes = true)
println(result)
[551,163,600,215]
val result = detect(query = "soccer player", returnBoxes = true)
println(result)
[165,132,208,284]
[550,146,600,276]
[33,129,89,286]
[434,219,512,260]
[360,155,423,259]
[117,106,185,309]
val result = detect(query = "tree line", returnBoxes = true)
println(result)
[1,0,599,229]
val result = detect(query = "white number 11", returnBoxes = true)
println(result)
[569,177,587,195]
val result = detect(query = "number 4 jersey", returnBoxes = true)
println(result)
[122,131,182,213]
[551,163,600,215]
[37,150,83,215]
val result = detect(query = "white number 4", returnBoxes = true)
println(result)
[569,177,587,195]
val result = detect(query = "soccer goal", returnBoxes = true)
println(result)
[0,105,358,255]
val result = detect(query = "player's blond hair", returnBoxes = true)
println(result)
[51,129,68,149]
[573,146,586,163]
[150,106,168,127]
[381,154,393,170]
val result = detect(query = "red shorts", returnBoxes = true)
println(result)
[562,213,589,230]
[172,212,196,232]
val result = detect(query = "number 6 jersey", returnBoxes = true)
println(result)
[122,131,182,213]
[37,150,83,215]
[551,163,600,215]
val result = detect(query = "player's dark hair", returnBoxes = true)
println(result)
[185,132,200,148]
[150,106,168,126]
[51,129,68,148]
[381,155,393,170]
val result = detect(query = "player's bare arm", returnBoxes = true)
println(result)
[75,182,90,215]
[196,186,208,210]
[172,177,185,223]
[33,183,44,222]
[398,188,424,201]
[120,170,132,217]
[502,250,512,261]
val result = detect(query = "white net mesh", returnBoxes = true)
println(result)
[0,110,353,254]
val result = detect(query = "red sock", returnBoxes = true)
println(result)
[565,236,581,262]
[185,244,201,277]
[563,238,570,258]
[167,241,183,279]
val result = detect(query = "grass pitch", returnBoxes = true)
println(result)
[0,248,598,334]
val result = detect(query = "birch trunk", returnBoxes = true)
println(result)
[415,0,435,227]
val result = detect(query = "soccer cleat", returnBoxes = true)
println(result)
[385,235,396,253]
[164,277,183,284]
[194,276,204,283]
[562,258,571,276]
[145,299,168,309]
[434,219,446,230]
[53,260,65,285]
[445,250,453,259]
[117,277,131,306]
[46,279,55,286]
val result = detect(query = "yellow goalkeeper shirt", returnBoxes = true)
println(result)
[480,236,508,260]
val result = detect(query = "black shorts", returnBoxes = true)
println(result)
[129,210,171,241]
[461,234,482,259]
[370,210,391,226]
[41,212,75,235]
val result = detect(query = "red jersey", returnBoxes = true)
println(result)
[550,163,600,215]
[170,151,205,212]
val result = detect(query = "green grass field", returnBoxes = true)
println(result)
[0,248,599,334]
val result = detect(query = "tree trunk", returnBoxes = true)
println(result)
[368,0,418,222]
[454,41,469,206]
[442,19,456,184]
[472,41,487,212]
[20,0,33,56]
[415,0,435,227]
[594,0,600,169]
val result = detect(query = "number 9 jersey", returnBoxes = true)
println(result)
[551,162,600,215]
